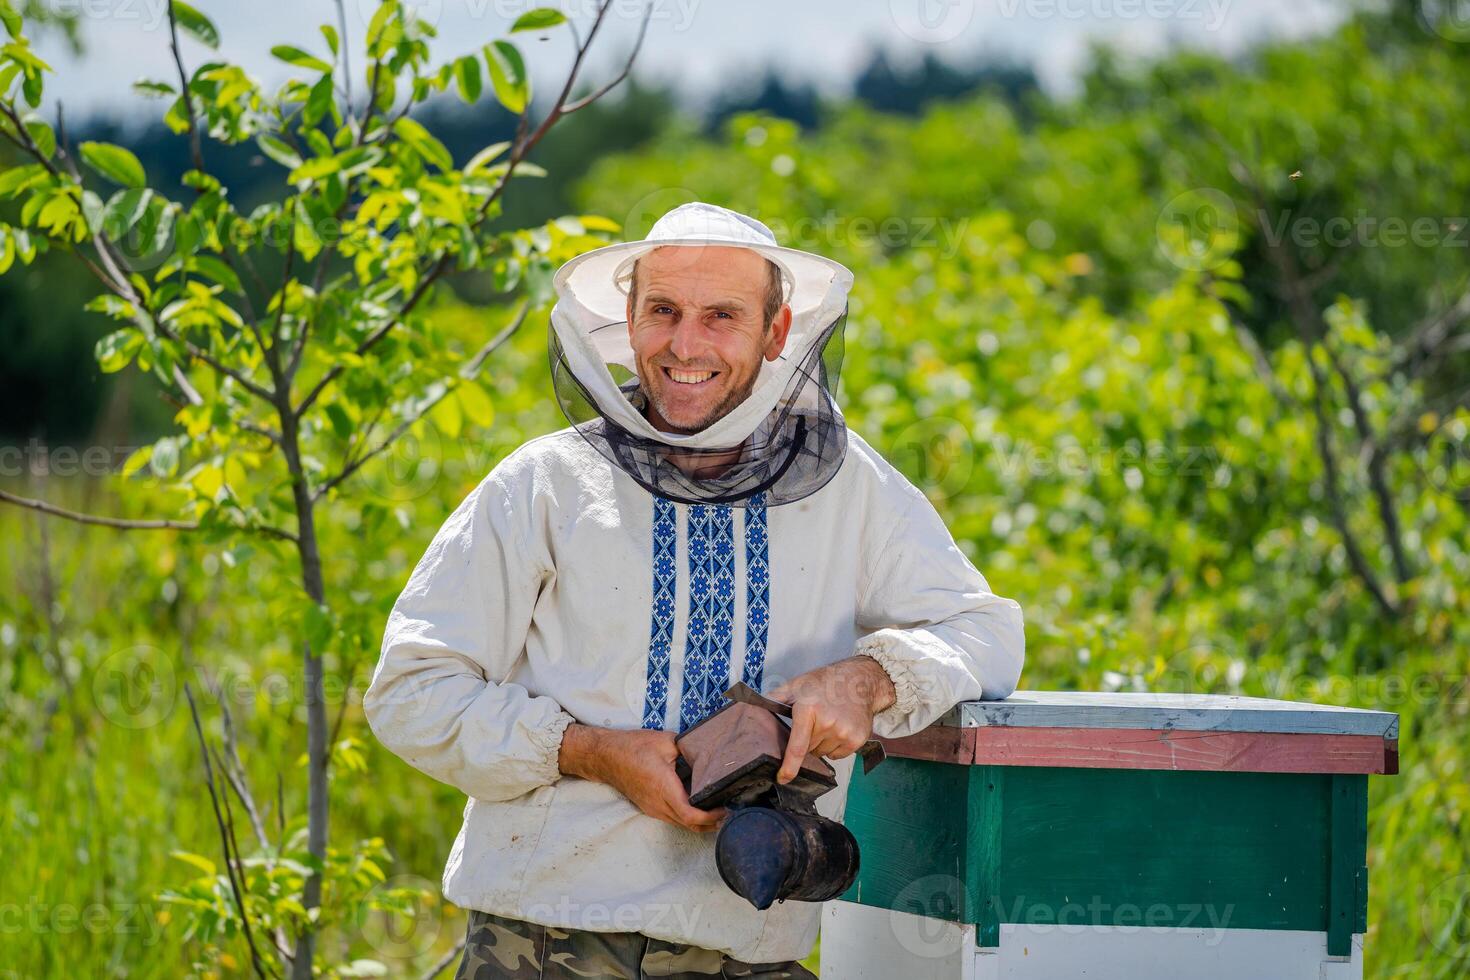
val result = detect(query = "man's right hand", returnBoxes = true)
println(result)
[558,723,726,833]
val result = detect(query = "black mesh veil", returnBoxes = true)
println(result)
[549,306,849,507]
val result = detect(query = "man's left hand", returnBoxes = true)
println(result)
[767,655,897,784]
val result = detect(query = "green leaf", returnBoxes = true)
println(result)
[484,40,529,115]
[79,141,146,188]
[189,461,223,499]
[257,134,303,170]
[95,328,143,373]
[465,141,510,174]
[3,39,50,72]
[80,190,105,232]
[453,54,482,104]
[22,115,54,158]
[392,117,453,172]
[457,382,494,427]
[162,95,190,135]
[303,73,335,127]
[189,254,242,293]
[132,79,175,99]
[0,2,21,40]
[21,67,41,107]
[319,23,339,56]
[85,293,138,321]
[149,438,180,478]
[324,403,353,441]
[365,1,396,52]
[430,389,463,439]
[120,444,152,479]
[304,602,333,652]
[0,162,45,197]
[271,44,333,74]
[103,188,152,239]
[170,2,219,49]
[510,8,567,32]
[288,156,340,183]
[169,851,216,877]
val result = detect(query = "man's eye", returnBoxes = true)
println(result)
[654,305,675,316]
[713,311,732,319]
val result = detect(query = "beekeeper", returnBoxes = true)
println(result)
[364,201,1026,978]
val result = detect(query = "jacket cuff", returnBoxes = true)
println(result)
[526,710,578,787]
[854,631,921,728]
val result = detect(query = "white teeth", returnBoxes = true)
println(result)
[669,369,715,384]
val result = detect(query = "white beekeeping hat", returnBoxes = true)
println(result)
[548,201,855,506]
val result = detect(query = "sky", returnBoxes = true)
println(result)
[29,0,1348,122]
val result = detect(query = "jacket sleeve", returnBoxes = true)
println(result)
[854,483,1026,739]
[363,467,576,802]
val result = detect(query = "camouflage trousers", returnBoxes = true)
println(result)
[454,909,818,979]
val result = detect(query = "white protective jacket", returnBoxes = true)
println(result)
[363,424,1025,963]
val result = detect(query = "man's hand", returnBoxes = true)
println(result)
[558,723,725,832]
[767,655,897,784]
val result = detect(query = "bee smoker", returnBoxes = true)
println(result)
[674,682,885,910]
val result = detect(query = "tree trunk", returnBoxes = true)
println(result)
[280,409,329,980]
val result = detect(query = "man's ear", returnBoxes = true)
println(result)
[764,305,793,361]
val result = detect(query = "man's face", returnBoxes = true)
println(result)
[627,245,792,434]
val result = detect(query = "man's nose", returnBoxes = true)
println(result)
[668,315,708,363]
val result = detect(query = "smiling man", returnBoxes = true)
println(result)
[364,202,1025,978]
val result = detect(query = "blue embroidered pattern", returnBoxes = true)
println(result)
[679,503,737,731]
[640,497,678,730]
[742,492,770,689]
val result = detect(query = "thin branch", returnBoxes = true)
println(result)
[0,102,64,178]
[53,101,84,182]
[419,938,467,980]
[310,303,528,501]
[357,57,384,147]
[1390,289,1470,380]
[1321,342,1412,584]
[562,11,652,114]
[183,685,276,980]
[240,419,285,449]
[166,0,206,175]
[1220,300,1290,407]
[1229,153,1400,618]
[0,488,201,532]
[156,317,279,402]
[172,364,205,407]
[0,488,299,542]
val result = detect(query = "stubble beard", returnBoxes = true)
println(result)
[641,366,761,435]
